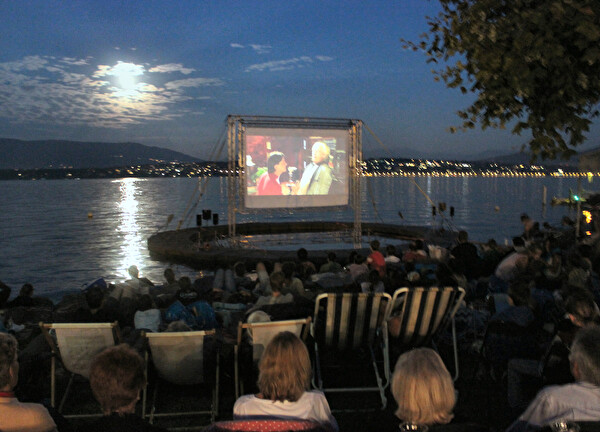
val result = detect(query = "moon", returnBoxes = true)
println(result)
[109,61,144,94]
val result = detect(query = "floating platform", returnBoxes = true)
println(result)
[147,221,456,269]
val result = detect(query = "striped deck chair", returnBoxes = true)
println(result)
[311,292,392,409]
[387,286,466,380]
[234,318,311,398]
[143,329,219,428]
[39,321,121,417]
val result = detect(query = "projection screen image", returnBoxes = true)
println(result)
[244,127,349,209]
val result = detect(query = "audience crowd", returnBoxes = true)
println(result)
[1,212,600,431]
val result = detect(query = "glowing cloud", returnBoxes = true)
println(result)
[0,55,223,129]
[250,44,272,54]
[245,56,328,72]
[165,77,224,89]
[149,63,195,74]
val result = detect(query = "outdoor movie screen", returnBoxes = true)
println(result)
[244,127,349,209]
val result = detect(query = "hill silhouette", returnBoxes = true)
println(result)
[0,138,200,169]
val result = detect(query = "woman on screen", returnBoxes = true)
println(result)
[257,152,287,196]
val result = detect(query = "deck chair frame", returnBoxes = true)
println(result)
[387,286,466,381]
[39,321,121,418]
[234,317,311,399]
[310,292,392,410]
[143,329,219,429]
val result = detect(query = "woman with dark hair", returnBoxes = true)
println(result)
[233,331,338,431]
[257,152,287,195]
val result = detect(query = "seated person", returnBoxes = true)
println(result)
[367,240,386,278]
[252,272,294,310]
[68,285,111,323]
[521,213,541,243]
[6,283,35,308]
[402,241,428,263]
[124,265,152,295]
[0,332,57,432]
[161,268,180,295]
[296,248,317,277]
[361,270,385,294]
[490,279,535,327]
[86,344,166,432]
[175,276,199,306]
[486,279,540,376]
[507,325,600,432]
[110,266,152,302]
[253,262,272,297]
[134,295,162,333]
[281,261,311,300]
[233,331,338,431]
[492,237,529,293]
[480,239,503,278]
[451,230,481,280]
[391,347,456,430]
[213,262,255,303]
[507,288,600,411]
[232,261,255,292]
[385,245,401,264]
[165,320,192,332]
[347,254,369,282]
[319,252,343,274]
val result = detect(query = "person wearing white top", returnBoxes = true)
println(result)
[0,333,57,432]
[234,391,337,430]
[233,331,338,431]
[506,325,600,432]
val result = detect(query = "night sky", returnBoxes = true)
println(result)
[1,0,598,160]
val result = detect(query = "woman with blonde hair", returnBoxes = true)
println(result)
[392,348,456,430]
[233,331,338,431]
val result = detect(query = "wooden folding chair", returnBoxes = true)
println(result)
[143,330,219,429]
[387,286,466,380]
[311,292,392,409]
[234,317,311,398]
[39,321,121,417]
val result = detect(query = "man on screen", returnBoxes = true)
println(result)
[257,151,287,195]
[296,141,333,195]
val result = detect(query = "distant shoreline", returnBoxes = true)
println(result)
[0,159,585,180]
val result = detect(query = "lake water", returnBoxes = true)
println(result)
[0,176,585,300]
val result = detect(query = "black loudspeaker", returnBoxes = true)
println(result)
[432,206,436,216]
[196,214,202,226]
[450,206,455,217]
[212,213,219,225]
[202,209,212,221]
